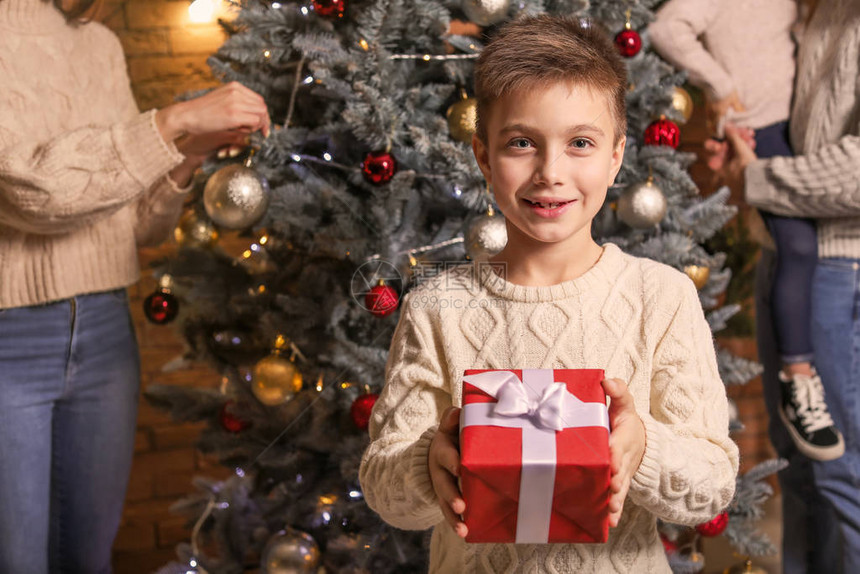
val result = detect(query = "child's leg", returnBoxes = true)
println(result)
[754,122,814,370]
[763,214,818,368]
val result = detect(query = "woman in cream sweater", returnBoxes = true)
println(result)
[0,0,270,571]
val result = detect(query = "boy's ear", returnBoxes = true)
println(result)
[608,135,627,186]
[471,133,492,184]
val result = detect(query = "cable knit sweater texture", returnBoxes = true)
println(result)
[744,0,860,259]
[648,0,796,131]
[0,0,188,309]
[359,244,739,574]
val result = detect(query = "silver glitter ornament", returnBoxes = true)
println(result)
[616,177,667,229]
[465,206,507,261]
[462,0,510,26]
[260,528,320,574]
[203,157,270,230]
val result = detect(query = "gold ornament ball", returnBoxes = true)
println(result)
[203,164,270,230]
[252,354,302,406]
[684,264,711,289]
[174,210,219,248]
[462,0,510,26]
[465,208,507,261]
[672,86,694,123]
[616,179,667,229]
[447,97,478,143]
[260,528,320,574]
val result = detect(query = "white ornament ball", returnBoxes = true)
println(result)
[260,528,320,574]
[462,0,510,26]
[203,164,270,230]
[465,210,507,261]
[616,179,667,229]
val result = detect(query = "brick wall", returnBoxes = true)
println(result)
[99,4,776,571]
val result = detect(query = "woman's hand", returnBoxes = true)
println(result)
[706,90,745,135]
[156,82,271,143]
[719,123,759,196]
[429,407,468,538]
[157,82,270,187]
[602,378,646,528]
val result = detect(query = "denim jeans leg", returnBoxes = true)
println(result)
[755,250,842,574]
[48,290,141,574]
[811,259,860,573]
[0,301,74,574]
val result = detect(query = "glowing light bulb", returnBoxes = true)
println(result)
[188,0,217,23]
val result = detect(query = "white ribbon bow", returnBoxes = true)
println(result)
[494,378,572,431]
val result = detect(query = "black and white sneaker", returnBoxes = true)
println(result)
[778,368,844,461]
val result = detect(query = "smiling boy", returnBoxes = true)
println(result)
[359,15,738,573]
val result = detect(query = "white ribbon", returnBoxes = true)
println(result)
[460,369,609,543]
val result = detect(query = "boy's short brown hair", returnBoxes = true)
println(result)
[474,15,628,144]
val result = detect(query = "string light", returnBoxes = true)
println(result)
[358,38,369,51]
[300,5,309,15]
[366,237,465,263]
[271,1,281,7]
[263,49,272,59]
[389,53,479,61]
[303,75,314,84]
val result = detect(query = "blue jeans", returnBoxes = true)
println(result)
[755,250,842,574]
[811,258,860,572]
[0,290,140,574]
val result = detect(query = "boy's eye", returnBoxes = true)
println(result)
[571,138,593,149]
[507,138,533,149]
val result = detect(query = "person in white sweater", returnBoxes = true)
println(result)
[723,0,860,570]
[650,0,845,463]
[359,16,739,573]
[0,0,269,572]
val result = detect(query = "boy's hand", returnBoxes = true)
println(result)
[602,378,646,528]
[429,407,468,538]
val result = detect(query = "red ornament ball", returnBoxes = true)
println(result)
[351,393,379,430]
[365,283,399,317]
[695,511,729,537]
[644,117,681,149]
[614,28,642,58]
[143,290,179,324]
[312,0,345,18]
[361,151,397,185]
[219,400,251,433]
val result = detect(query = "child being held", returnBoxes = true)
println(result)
[359,15,739,573]
[650,0,844,461]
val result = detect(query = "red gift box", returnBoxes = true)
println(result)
[459,369,611,544]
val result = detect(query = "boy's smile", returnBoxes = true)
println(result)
[473,82,625,256]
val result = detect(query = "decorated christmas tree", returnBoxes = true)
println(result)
[146,1,779,572]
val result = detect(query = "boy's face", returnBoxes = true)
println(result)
[472,82,625,252]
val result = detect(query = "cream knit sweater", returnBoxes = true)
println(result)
[0,0,188,309]
[360,244,739,574]
[649,0,797,131]
[744,0,860,259]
